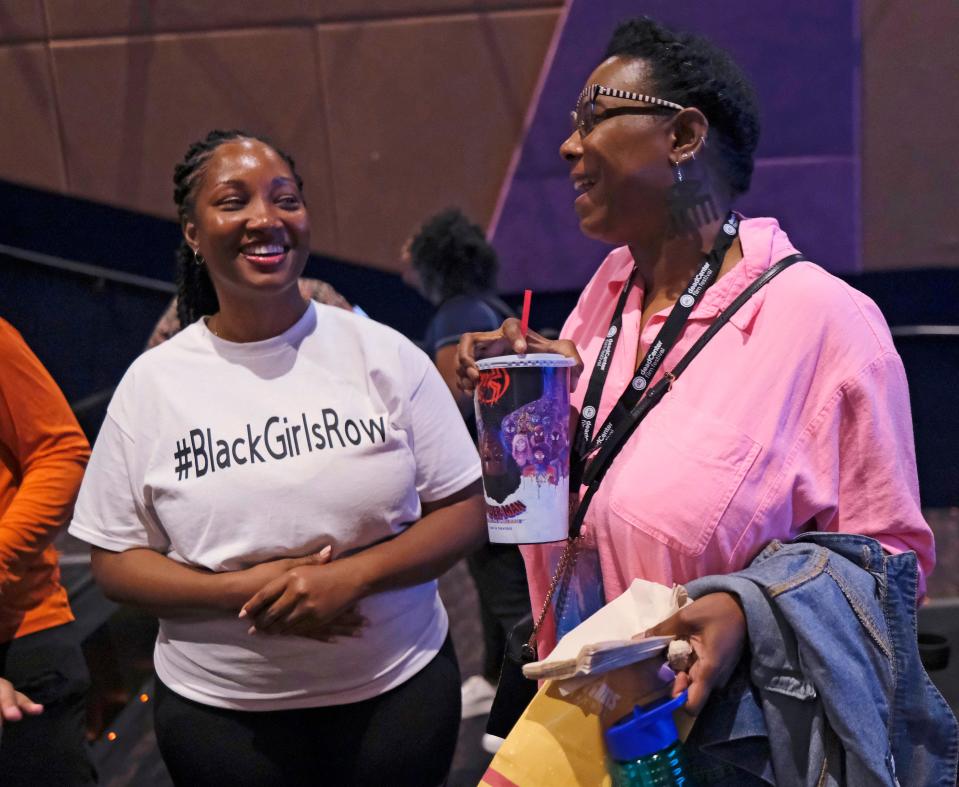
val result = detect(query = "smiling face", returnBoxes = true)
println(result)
[560,56,677,246]
[183,138,310,301]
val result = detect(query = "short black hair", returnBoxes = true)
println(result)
[605,17,760,196]
[409,208,498,302]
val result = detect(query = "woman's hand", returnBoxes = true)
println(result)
[240,559,367,641]
[239,482,485,642]
[228,546,335,606]
[0,678,43,727]
[455,318,583,393]
[266,607,367,642]
[647,592,747,715]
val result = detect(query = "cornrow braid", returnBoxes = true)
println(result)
[174,242,218,328]
[172,129,305,328]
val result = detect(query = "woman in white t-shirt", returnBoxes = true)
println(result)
[70,130,486,786]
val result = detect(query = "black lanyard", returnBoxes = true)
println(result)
[573,212,741,471]
[566,250,804,541]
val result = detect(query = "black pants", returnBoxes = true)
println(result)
[153,635,461,787]
[467,543,531,681]
[0,622,97,787]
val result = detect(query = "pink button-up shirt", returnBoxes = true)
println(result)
[522,217,935,653]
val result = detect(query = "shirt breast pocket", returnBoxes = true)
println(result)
[606,400,761,558]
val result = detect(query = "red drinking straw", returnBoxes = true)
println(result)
[520,289,532,338]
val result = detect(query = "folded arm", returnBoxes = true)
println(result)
[242,480,487,635]
[90,546,334,620]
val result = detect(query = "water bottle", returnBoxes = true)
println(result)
[604,690,696,786]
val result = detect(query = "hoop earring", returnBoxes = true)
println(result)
[194,250,205,266]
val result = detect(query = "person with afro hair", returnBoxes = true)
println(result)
[402,208,514,422]
[402,209,532,751]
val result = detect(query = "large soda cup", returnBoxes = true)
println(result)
[474,353,576,544]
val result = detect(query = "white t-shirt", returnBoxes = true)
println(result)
[70,302,481,710]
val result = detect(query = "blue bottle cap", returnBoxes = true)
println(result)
[604,690,688,762]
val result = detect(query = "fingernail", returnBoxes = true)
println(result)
[238,609,247,619]
[657,663,677,683]
[320,545,332,558]
[247,626,256,635]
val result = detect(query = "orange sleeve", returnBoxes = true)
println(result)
[0,320,90,590]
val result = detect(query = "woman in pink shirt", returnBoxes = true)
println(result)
[457,17,935,717]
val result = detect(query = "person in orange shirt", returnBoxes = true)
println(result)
[0,318,96,785]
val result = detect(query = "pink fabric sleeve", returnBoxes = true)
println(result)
[796,351,934,595]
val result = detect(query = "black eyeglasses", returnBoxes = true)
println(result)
[571,84,684,138]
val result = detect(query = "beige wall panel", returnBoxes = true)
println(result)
[0,0,46,42]
[318,9,558,270]
[861,0,959,270]
[43,0,314,39]
[49,29,339,255]
[314,0,559,22]
[0,44,65,191]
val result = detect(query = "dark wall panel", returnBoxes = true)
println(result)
[1,2,562,275]
[0,0,46,42]
[0,43,66,192]
[861,0,959,271]
[318,9,557,267]
[49,29,340,256]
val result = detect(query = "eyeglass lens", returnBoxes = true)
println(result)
[571,88,595,136]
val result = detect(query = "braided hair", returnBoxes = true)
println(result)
[605,17,761,196]
[172,129,305,328]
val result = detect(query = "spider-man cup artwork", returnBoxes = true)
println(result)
[474,354,575,544]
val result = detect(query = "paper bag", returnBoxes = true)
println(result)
[523,579,687,682]
[480,658,694,786]
[480,579,693,787]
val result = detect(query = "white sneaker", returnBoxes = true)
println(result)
[481,733,504,754]
[460,675,496,719]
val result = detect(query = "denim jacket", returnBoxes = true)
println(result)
[682,533,958,786]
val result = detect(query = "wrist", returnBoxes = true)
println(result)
[213,570,253,612]
[334,555,374,603]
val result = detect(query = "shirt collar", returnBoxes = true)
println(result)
[609,217,797,332]
[696,216,797,331]
[603,245,639,290]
